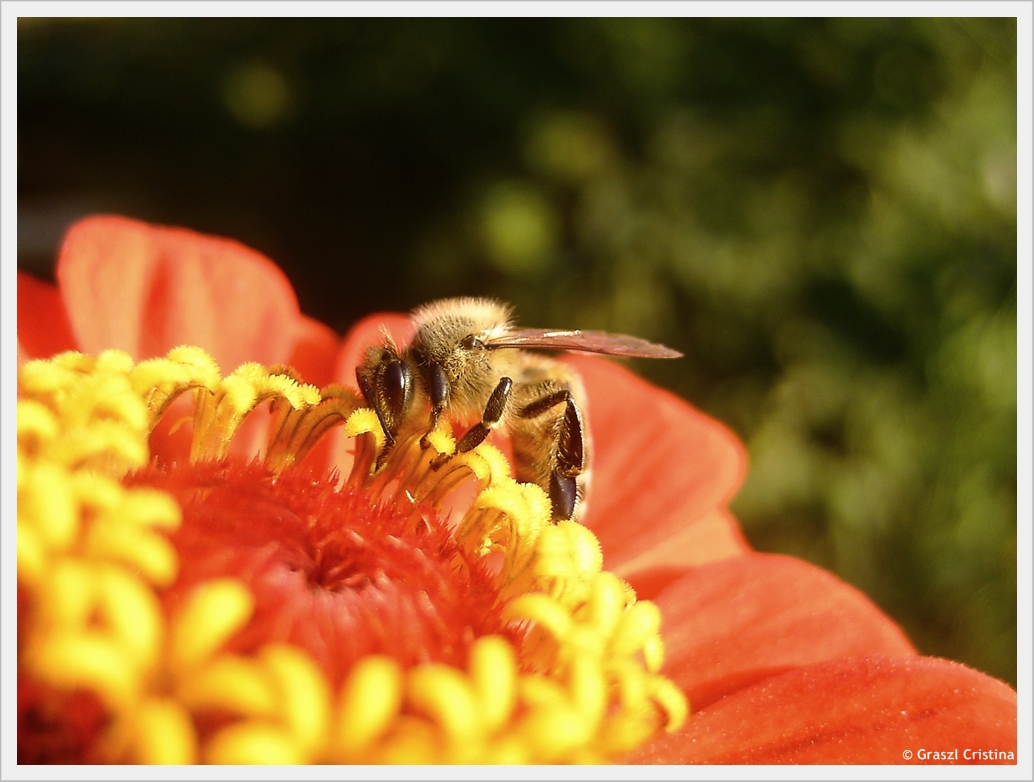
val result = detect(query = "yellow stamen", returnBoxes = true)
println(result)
[169,579,254,670]
[335,655,404,756]
[135,698,198,764]
[177,655,277,716]
[28,631,140,710]
[19,462,78,553]
[93,565,164,670]
[83,517,179,586]
[205,722,304,764]
[610,600,663,659]
[469,635,518,733]
[258,645,331,755]
[265,382,362,473]
[407,664,482,746]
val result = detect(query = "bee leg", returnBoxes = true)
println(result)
[420,363,450,450]
[518,389,585,521]
[356,369,396,448]
[355,368,396,470]
[430,377,513,469]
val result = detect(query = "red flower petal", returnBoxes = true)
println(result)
[286,314,341,390]
[17,271,77,361]
[653,552,915,710]
[56,215,300,371]
[627,655,1017,764]
[615,508,749,599]
[564,354,749,573]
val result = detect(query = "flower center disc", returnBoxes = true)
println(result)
[130,460,512,689]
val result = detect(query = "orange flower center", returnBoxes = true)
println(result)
[129,460,513,688]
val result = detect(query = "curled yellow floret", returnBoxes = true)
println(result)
[18,347,686,764]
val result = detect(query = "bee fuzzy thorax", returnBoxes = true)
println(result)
[411,297,514,343]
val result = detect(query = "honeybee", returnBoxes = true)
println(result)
[356,298,682,522]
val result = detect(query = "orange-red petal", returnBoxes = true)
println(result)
[55,215,300,371]
[286,315,341,391]
[627,655,1017,764]
[613,508,749,599]
[564,354,750,574]
[650,552,915,710]
[17,271,77,362]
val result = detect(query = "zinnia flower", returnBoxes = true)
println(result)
[17,215,1017,765]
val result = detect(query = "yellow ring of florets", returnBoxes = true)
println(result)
[17,347,687,764]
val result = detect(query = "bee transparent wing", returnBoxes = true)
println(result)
[484,328,683,359]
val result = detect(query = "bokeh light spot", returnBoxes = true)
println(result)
[479,182,557,276]
[221,62,292,129]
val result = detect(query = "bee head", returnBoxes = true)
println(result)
[357,344,414,445]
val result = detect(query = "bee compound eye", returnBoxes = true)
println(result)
[382,359,412,419]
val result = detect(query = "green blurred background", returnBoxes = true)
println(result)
[17,18,1017,686]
